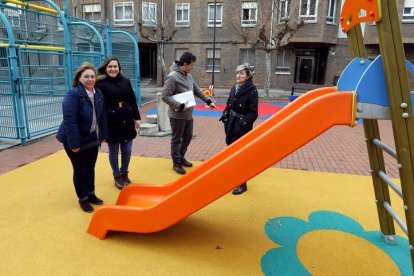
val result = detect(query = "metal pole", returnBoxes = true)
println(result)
[63,0,69,15]
[211,0,217,87]
[161,0,164,84]
[269,0,275,46]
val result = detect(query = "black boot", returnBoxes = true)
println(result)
[232,183,247,195]
[173,163,186,175]
[121,172,132,185]
[181,157,193,167]
[88,194,103,205]
[79,199,94,213]
[114,174,126,190]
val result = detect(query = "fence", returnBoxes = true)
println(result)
[0,0,140,144]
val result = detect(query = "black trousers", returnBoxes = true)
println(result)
[64,145,99,201]
[169,118,193,164]
[227,127,247,187]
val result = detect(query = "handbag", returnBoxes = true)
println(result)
[79,132,100,151]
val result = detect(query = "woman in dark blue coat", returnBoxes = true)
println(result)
[220,63,258,195]
[56,62,108,213]
[95,57,141,190]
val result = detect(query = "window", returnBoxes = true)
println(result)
[83,4,101,22]
[241,2,258,26]
[403,0,414,22]
[175,48,189,61]
[278,0,290,23]
[208,3,223,27]
[239,49,255,68]
[4,3,21,28]
[114,2,133,26]
[36,13,46,32]
[176,3,190,27]
[206,49,221,72]
[275,49,291,74]
[326,0,337,24]
[299,0,318,22]
[142,2,157,26]
[0,47,8,68]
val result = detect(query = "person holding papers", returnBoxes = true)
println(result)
[219,63,258,195]
[162,52,216,175]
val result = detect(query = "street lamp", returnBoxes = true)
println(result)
[211,0,217,90]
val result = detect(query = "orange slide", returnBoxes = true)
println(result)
[88,87,357,239]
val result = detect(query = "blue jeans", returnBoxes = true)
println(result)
[107,140,133,176]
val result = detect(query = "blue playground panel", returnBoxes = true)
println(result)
[338,56,389,108]
[339,56,414,110]
[355,55,389,107]
[337,58,372,92]
[407,60,414,75]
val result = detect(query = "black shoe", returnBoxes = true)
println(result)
[181,158,193,167]
[173,163,186,175]
[121,172,132,184]
[232,184,247,195]
[88,194,103,205]
[114,174,126,190]
[79,200,94,213]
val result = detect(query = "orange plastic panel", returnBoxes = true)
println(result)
[87,87,357,239]
[340,0,381,33]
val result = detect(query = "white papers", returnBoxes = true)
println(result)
[172,91,196,107]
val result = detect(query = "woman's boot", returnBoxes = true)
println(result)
[232,183,247,195]
[121,172,132,185]
[114,174,126,190]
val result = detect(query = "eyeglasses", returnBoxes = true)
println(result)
[82,75,96,80]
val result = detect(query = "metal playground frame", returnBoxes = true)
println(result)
[0,0,140,144]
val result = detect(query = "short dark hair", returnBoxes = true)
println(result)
[97,56,122,80]
[178,52,196,66]
[72,62,95,87]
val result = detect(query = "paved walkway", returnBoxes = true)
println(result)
[0,92,399,178]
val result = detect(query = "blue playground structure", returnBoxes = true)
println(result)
[0,0,140,144]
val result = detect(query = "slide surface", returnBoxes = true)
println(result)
[88,88,356,239]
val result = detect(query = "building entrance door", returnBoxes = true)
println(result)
[139,45,156,79]
[296,56,315,84]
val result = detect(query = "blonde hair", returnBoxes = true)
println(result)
[236,63,254,79]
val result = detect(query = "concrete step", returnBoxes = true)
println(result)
[139,123,172,137]
[139,123,159,136]
[146,114,158,124]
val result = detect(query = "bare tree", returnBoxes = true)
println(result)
[137,0,177,85]
[230,0,303,97]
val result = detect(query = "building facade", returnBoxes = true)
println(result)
[25,0,414,90]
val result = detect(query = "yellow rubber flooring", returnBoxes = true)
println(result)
[0,151,411,275]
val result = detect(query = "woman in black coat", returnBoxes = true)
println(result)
[95,57,141,190]
[220,63,258,195]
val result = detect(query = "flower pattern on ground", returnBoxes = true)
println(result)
[261,210,412,275]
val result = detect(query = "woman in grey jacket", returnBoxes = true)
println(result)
[161,52,216,175]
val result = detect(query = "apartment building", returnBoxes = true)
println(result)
[9,0,414,90]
